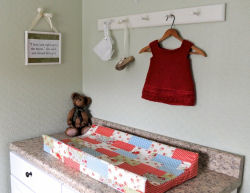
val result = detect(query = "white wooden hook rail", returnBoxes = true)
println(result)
[98,4,226,31]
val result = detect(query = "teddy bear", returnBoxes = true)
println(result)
[65,92,92,137]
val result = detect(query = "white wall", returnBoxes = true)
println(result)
[82,0,250,192]
[0,0,82,192]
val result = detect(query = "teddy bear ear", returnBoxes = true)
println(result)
[84,97,92,106]
[71,92,80,100]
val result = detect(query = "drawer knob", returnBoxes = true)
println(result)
[25,172,32,178]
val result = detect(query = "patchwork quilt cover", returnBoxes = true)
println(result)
[43,125,198,193]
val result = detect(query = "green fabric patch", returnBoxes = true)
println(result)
[124,186,140,193]
[143,173,169,185]
[112,155,140,166]
[161,173,176,181]
[97,155,123,165]
[68,138,87,149]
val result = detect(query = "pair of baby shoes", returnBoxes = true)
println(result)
[115,56,135,71]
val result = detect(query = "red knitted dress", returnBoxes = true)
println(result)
[142,40,196,106]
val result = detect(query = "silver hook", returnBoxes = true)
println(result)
[166,14,175,29]
[118,18,128,24]
[104,20,112,25]
[141,15,150,21]
[193,10,201,16]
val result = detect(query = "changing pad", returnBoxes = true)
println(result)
[43,125,198,193]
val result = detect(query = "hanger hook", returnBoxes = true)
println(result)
[166,14,175,29]
[169,14,175,29]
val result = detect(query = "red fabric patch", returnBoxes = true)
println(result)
[95,126,114,137]
[112,140,135,151]
[137,163,166,177]
[117,163,147,176]
[96,148,120,157]
[61,139,71,143]
[64,157,80,171]
[56,153,61,160]
[172,149,198,163]
[82,137,101,144]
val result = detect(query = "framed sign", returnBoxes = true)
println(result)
[25,31,61,65]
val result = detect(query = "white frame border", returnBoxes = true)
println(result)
[25,31,61,66]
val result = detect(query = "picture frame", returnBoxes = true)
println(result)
[25,31,61,65]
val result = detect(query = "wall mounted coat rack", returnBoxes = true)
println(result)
[98,4,226,31]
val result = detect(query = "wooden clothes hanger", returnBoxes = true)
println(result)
[139,14,207,57]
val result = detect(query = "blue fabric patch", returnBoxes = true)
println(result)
[86,156,108,177]
[115,149,138,159]
[153,154,182,168]
[81,147,102,157]
[128,136,152,149]
[44,145,51,153]
[159,165,184,176]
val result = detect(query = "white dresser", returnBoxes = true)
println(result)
[10,152,79,193]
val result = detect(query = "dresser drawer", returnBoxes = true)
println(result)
[10,152,61,193]
[11,175,34,193]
